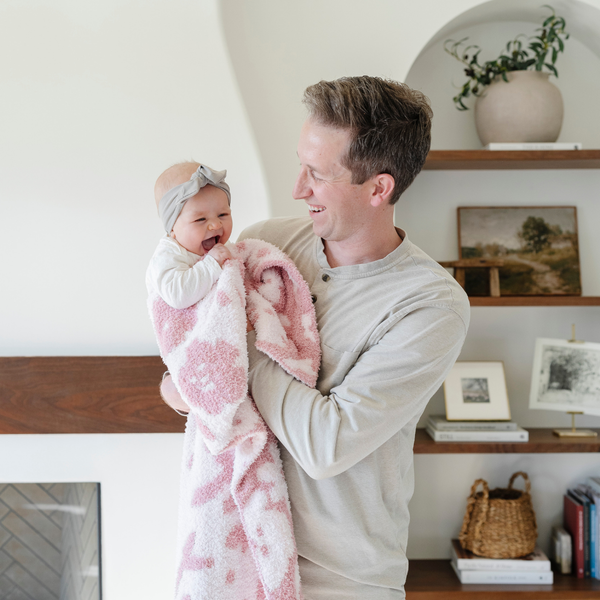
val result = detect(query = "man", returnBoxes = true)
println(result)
[164,76,469,599]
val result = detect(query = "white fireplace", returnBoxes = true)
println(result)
[0,434,183,600]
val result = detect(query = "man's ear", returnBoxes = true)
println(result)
[369,173,395,207]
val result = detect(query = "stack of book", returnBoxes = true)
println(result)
[563,477,600,579]
[451,539,553,584]
[426,415,529,443]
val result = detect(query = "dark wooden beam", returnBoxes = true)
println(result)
[0,357,186,434]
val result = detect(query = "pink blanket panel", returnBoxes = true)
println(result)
[149,239,320,600]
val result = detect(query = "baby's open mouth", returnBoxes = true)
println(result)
[202,235,220,252]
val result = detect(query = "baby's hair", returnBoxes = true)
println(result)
[154,161,200,209]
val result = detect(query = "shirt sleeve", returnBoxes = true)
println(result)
[148,247,222,309]
[247,305,467,480]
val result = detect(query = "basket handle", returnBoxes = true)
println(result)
[508,471,531,494]
[459,479,489,545]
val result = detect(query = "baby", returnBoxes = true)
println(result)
[146,161,234,310]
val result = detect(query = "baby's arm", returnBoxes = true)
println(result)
[148,244,223,309]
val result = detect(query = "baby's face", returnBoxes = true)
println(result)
[171,185,232,256]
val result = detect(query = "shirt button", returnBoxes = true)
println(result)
[322,274,330,282]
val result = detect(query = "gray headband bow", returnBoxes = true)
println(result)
[158,164,231,233]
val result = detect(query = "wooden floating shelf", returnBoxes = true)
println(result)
[0,356,185,435]
[414,428,600,454]
[406,560,600,599]
[423,149,600,170]
[468,296,600,307]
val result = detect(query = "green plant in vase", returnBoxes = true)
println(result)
[445,5,569,111]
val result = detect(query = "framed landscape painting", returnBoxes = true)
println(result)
[458,206,581,296]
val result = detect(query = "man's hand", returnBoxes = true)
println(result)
[208,243,233,267]
[160,374,190,414]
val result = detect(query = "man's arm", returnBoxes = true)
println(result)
[247,306,467,479]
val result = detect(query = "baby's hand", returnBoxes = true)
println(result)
[208,243,233,267]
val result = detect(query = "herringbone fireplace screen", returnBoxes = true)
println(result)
[0,483,101,600]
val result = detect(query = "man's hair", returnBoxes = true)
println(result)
[302,76,432,204]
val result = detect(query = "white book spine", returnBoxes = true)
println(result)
[454,558,550,572]
[483,142,582,150]
[452,544,550,572]
[451,563,554,584]
[428,418,517,431]
[426,425,528,442]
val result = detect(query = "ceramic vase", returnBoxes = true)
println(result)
[474,71,564,146]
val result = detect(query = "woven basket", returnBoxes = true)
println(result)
[458,471,538,558]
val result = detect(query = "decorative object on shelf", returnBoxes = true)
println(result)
[440,259,503,297]
[529,333,600,436]
[444,6,569,146]
[459,472,538,559]
[475,71,563,146]
[444,361,511,421]
[551,525,572,575]
[458,206,581,296]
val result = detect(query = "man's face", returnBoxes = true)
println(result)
[171,185,232,256]
[293,118,372,243]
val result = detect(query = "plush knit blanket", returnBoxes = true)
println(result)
[148,238,320,600]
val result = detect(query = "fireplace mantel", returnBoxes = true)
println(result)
[0,357,185,434]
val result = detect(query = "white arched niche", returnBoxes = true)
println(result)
[404,0,600,149]
[220,0,500,218]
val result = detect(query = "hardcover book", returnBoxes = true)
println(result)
[451,562,554,584]
[451,539,551,572]
[427,415,518,431]
[576,484,600,580]
[564,492,585,578]
[426,425,528,442]
[569,489,591,577]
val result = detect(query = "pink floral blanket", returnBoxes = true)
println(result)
[148,238,320,600]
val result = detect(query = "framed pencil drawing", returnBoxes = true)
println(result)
[458,206,581,296]
[444,361,511,421]
[530,338,600,417]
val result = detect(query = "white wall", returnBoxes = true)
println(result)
[2,0,600,592]
[0,0,269,357]
[0,0,265,597]
[221,0,483,217]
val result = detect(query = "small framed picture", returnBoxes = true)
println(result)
[444,361,511,421]
[458,206,581,296]
[530,338,600,416]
